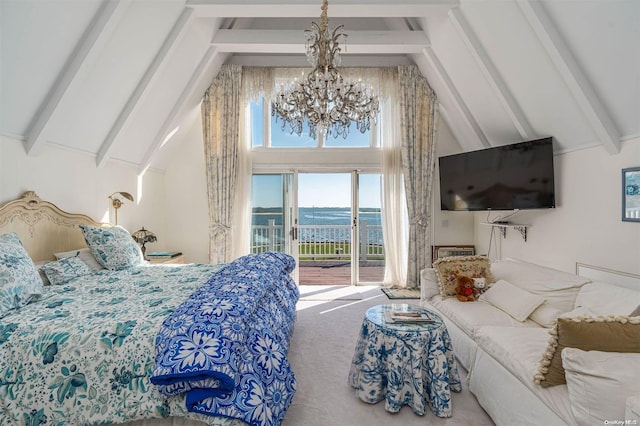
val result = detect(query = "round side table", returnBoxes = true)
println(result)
[348,303,461,417]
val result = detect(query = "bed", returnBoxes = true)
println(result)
[0,191,299,426]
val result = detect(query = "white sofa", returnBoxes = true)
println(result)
[420,258,640,426]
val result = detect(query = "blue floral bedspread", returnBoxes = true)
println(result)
[0,253,297,426]
[151,252,299,426]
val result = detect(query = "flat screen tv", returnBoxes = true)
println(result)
[439,137,556,211]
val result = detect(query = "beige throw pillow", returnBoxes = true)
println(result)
[433,255,493,298]
[534,316,640,387]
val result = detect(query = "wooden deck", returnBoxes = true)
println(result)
[298,262,384,285]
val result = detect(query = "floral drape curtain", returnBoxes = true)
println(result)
[201,64,242,264]
[398,65,439,288]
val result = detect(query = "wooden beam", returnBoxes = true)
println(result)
[25,0,130,156]
[96,8,194,167]
[449,8,535,140]
[517,0,620,154]
[187,0,458,18]
[212,29,429,54]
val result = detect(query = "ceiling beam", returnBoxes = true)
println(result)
[419,47,490,149]
[517,0,620,154]
[187,0,458,18]
[212,29,428,54]
[24,0,131,156]
[96,8,194,167]
[449,8,535,140]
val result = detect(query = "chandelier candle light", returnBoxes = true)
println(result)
[272,0,379,139]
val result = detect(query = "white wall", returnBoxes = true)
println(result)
[432,119,475,247]
[0,135,169,253]
[474,138,640,275]
[163,114,210,264]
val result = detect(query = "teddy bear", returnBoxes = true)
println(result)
[473,277,488,295]
[454,275,479,302]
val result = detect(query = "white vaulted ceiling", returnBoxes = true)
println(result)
[1,0,638,172]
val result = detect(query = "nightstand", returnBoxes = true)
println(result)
[146,254,185,265]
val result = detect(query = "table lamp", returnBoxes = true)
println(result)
[131,227,157,256]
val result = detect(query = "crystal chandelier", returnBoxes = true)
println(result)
[272,0,379,139]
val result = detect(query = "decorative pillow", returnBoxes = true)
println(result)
[631,305,640,317]
[0,233,44,316]
[34,261,51,286]
[40,256,94,285]
[55,248,104,272]
[529,303,564,328]
[79,224,143,271]
[479,279,545,322]
[433,255,493,298]
[534,316,640,387]
[562,348,640,425]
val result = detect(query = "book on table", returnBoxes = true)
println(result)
[146,251,182,258]
[385,310,434,323]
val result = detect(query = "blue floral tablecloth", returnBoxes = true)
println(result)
[348,304,461,417]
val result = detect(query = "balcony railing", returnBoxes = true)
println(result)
[251,219,384,261]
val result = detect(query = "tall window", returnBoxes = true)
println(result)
[250,97,379,149]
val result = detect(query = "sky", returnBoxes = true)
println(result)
[253,173,382,209]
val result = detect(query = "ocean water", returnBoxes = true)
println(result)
[252,207,382,244]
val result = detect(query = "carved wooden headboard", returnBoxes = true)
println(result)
[0,191,104,261]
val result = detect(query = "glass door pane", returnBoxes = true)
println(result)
[358,173,384,283]
[297,173,352,285]
[251,174,298,281]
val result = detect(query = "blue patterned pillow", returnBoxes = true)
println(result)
[40,256,94,285]
[0,233,44,317]
[79,224,143,270]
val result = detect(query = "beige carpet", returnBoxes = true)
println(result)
[298,285,376,301]
[282,286,495,426]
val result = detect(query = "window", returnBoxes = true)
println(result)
[250,96,379,149]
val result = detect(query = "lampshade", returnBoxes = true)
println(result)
[131,227,157,255]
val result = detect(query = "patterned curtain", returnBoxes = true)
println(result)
[398,65,439,288]
[201,64,242,264]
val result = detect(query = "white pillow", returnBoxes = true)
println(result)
[562,348,640,426]
[573,281,640,316]
[55,248,104,272]
[420,268,439,300]
[490,259,589,313]
[479,279,545,322]
[529,302,564,328]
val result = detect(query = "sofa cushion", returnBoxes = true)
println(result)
[474,326,577,425]
[573,281,640,316]
[430,295,538,338]
[491,259,590,314]
[534,316,640,387]
[433,255,493,298]
[562,348,640,426]
[479,279,546,322]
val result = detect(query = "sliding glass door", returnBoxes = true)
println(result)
[251,171,384,285]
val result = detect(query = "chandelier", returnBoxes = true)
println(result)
[272,0,379,139]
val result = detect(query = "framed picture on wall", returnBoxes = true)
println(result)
[622,167,640,222]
